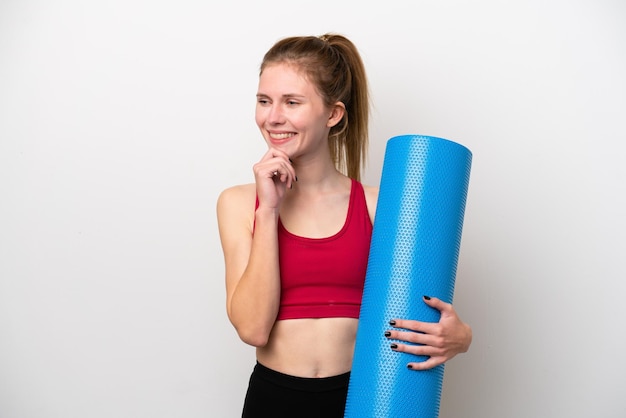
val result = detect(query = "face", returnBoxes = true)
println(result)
[255,63,343,159]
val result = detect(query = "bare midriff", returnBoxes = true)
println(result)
[256,317,358,378]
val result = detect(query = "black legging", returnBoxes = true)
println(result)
[241,362,350,418]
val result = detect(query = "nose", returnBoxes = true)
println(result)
[267,104,285,124]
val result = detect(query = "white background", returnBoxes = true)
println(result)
[1,1,625,417]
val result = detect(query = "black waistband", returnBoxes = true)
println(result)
[252,362,350,392]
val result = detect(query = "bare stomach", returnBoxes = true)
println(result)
[256,317,359,378]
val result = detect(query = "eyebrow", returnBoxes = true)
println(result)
[256,93,307,99]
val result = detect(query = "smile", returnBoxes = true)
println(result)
[270,132,295,140]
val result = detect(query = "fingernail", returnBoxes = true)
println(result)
[390,343,397,349]
[384,331,391,337]
[423,295,431,300]
[389,320,396,326]
[407,364,413,369]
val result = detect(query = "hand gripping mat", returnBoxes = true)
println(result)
[344,135,472,418]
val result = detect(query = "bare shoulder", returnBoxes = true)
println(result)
[217,183,256,208]
[361,183,379,223]
[216,183,257,226]
[362,184,379,200]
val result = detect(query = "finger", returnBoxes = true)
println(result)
[258,148,290,167]
[388,337,450,371]
[387,329,440,346]
[389,318,438,335]
[268,147,291,159]
[272,164,296,187]
[261,146,289,161]
[266,149,295,177]
[255,164,281,181]
[255,159,293,179]
[275,170,293,189]
[263,152,294,180]
[390,340,425,355]
[404,341,447,357]
[407,357,444,371]
[422,295,453,313]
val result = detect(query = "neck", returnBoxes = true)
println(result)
[287,156,350,197]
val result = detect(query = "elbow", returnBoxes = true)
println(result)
[226,303,276,347]
[235,325,271,347]
[241,333,270,348]
[228,312,272,347]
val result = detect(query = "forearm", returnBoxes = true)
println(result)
[228,206,282,346]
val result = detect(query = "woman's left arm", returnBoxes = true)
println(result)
[386,296,472,371]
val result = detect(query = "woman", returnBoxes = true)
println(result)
[217,33,472,417]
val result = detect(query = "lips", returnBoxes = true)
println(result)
[269,132,295,140]
[267,131,297,146]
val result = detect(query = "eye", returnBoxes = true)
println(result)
[287,100,299,106]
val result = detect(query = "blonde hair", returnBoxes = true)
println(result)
[260,33,370,181]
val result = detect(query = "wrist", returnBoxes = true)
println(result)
[254,205,280,221]
[463,323,473,352]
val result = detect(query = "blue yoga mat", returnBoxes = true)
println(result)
[344,135,472,418]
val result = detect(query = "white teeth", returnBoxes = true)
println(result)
[270,133,294,140]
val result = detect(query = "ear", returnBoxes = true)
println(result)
[327,102,346,128]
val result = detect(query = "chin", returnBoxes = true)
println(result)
[270,140,297,154]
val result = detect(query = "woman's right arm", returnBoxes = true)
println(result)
[216,148,296,347]
[216,185,281,347]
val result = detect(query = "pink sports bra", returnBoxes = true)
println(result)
[263,179,373,320]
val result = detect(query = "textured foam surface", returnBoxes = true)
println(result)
[344,135,472,418]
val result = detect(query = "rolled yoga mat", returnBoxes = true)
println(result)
[344,135,472,418]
